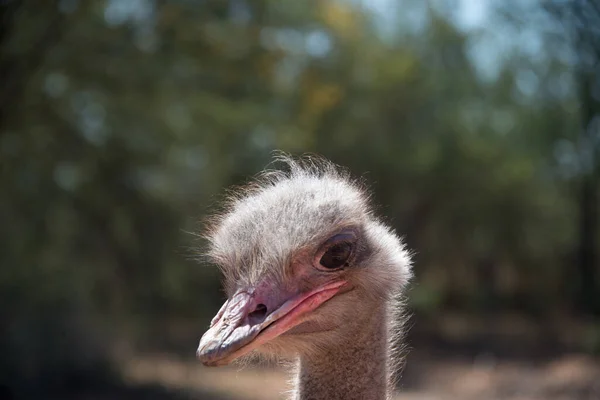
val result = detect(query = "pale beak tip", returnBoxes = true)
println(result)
[196,348,215,366]
[197,340,228,367]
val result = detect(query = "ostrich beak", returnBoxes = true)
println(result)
[196,280,347,366]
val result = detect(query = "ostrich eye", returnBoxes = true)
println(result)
[320,242,352,269]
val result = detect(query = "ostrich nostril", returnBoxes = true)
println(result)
[248,303,268,324]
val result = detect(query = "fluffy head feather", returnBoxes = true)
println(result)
[200,153,412,364]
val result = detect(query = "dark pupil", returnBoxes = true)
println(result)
[320,242,352,269]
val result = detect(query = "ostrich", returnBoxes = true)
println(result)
[196,155,412,400]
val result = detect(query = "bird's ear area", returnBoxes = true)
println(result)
[313,228,361,271]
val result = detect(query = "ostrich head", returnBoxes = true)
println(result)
[197,155,411,367]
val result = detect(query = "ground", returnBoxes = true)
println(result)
[120,352,600,400]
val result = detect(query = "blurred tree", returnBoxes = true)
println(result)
[558,0,600,316]
[1,0,598,395]
[510,0,600,315]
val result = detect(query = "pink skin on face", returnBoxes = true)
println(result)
[196,280,347,366]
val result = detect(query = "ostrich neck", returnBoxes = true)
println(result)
[294,304,392,400]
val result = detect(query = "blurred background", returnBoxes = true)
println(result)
[1,0,599,399]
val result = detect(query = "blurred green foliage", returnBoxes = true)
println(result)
[1,0,599,396]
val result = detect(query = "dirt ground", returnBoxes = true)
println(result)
[121,352,600,400]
